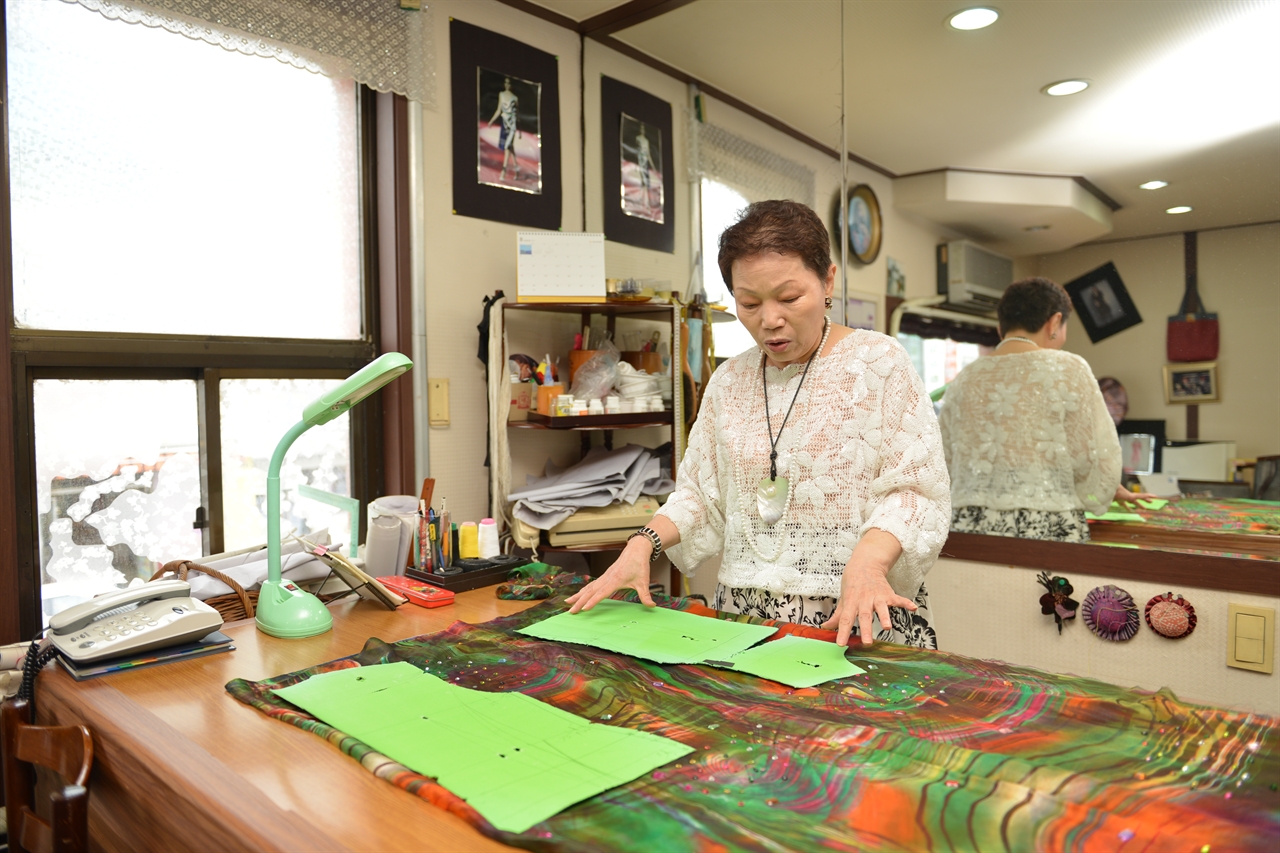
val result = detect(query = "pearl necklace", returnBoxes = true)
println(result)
[995,335,1038,349]
[741,319,833,563]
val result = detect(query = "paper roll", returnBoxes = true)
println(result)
[365,515,406,577]
[369,495,418,571]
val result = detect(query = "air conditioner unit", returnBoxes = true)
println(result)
[935,241,1013,316]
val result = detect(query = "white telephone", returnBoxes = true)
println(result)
[49,579,225,664]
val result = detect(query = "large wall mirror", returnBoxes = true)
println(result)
[595,0,1278,575]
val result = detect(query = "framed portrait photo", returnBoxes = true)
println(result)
[451,19,560,228]
[1064,261,1143,343]
[1163,361,1219,404]
[601,76,674,253]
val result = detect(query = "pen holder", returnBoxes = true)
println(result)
[567,350,603,384]
[536,383,564,416]
[621,351,663,375]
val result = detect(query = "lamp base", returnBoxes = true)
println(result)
[255,579,333,639]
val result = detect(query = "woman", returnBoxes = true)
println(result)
[567,200,951,648]
[938,277,1129,543]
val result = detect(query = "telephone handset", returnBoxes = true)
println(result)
[49,579,225,664]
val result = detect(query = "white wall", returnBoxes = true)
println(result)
[420,2,583,525]
[417,1,954,532]
[1031,222,1280,458]
[930,558,1279,715]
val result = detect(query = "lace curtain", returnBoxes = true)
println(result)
[62,0,436,107]
[686,109,815,208]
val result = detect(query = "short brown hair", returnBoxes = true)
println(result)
[717,200,832,293]
[997,277,1073,335]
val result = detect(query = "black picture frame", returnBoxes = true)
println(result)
[450,19,560,229]
[601,76,674,253]
[1064,261,1142,343]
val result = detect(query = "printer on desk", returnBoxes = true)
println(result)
[546,497,660,547]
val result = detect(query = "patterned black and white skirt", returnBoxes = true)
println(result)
[951,506,1090,544]
[713,583,937,649]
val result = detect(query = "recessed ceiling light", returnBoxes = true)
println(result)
[1042,79,1090,97]
[1023,225,1052,232]
[949,7,999,30]
[1166,206,1193,214]
[1139,180,1169,190]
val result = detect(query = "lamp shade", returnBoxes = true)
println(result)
[303,352,412,426]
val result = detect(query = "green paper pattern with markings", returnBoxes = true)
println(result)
[273,661,692,834]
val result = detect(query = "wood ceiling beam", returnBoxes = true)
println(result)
[579,0,700,37]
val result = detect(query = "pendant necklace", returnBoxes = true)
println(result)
[756,318,830,526]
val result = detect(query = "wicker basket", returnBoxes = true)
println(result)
[151,560,257,622]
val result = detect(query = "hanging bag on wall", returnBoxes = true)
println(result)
[1166,278,1218,362]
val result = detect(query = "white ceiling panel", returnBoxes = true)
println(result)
[610,0,1280,242]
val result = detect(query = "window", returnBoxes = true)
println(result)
[3,1,391,635]
[896,334,984,398]
[700,179,758,359]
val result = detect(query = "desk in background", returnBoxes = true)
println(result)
[36,591,534,853]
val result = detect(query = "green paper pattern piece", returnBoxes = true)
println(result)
[273,661,692,834]
[1136,498,1169,510]
[517,599,776,664]
[710,634,866,688]
[1086,510,1147,522]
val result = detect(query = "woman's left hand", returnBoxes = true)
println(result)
[821,528,910,647]
[822,564,916,647]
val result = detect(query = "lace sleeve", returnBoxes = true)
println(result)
[1065,355,1123,513]
[656,378,726,577]
[861,343,952,597]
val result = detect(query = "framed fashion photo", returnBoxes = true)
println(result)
[1163,361,1219,404]
[1064,261,1142,343]
[601,76,674,253]
[451,19,560,228]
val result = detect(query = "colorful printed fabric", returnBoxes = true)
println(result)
[227,594,1280,852]
[1096,497,1280,535]
[496,569,589,600]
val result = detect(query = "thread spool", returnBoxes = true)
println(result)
[458,522,480,559]
[477,518,500,558]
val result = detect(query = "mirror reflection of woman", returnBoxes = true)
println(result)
[568,201,951,648]
[939,278,1141,543]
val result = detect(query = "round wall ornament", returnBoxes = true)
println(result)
[830,184,883,265]
[1082,585,1141,642]
[1144,592,1197,639]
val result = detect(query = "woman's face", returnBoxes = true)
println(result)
[731,252,835,367]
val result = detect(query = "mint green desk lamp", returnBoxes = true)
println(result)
[256,352,413,639]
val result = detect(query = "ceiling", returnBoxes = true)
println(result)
[527,0,1280,253]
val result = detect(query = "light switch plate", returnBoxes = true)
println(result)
[1227,603,1275,674]
[428,378,450,426]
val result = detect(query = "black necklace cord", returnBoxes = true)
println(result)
[762,318,828,482]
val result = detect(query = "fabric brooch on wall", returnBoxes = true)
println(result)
[1036,571,1079,634]
[1082,585,1141,642]
[1144,592,1198,639]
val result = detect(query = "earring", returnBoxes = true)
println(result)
[824,297,833,309]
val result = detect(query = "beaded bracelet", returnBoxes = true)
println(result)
[627,526,663,563]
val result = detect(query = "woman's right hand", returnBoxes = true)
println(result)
[565,538,654,614]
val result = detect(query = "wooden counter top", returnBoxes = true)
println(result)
[36,588,538,853]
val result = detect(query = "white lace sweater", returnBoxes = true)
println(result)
[656,330,951,601]
[938,349,1121,515]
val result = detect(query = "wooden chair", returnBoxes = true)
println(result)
[1,698,93,853]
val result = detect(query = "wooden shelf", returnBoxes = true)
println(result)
[539,541,627,553]
[503,301,676,319]
[513,410,673,430]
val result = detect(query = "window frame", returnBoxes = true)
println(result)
[0,11,411,641]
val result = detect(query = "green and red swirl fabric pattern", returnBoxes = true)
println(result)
[227,594,1280,852]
